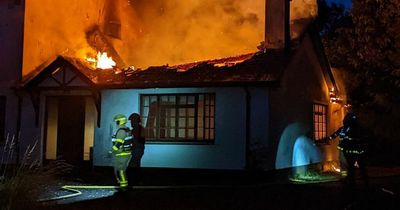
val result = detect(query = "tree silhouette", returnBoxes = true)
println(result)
[320,0,400,158]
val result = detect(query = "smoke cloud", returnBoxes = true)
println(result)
[113,0,265,68]
[23,0,317,74]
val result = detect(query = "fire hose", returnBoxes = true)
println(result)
[38,185,124,202]
[38,184,203,202]
[38,183,266,202]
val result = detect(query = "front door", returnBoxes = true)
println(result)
[44,96,85,165]
[56,96,85,165]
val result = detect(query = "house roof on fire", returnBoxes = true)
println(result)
[20,23,334,90]
[20,50,287,89]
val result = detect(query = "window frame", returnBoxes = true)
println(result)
[313,103,328,142]
[140,93,215,144]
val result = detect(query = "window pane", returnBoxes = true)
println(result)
[197,102,204,117]
[179,96,187,104]
[179,129,185,138]
[188,129,194,138]
[188,118,195,127]
[198,128,204,139]
[169,108,175,117]
[143,96,149,106]
[188,96,195,104]
[179,118,186,127]
[210,118,215,128]
[160,129,166,138]
[150,96,157,103]
[188,108,195,117]
[210,129,215,139]
[161,96,168,102]
[169,129,175,138]
[142,107,149,117]
[168,96,176,104]
[179,108,186,116]
[146,127,156,138]
[210,95,215,105]
[169,117,176,126]
[147,117,156,127]
[197,116,203,128]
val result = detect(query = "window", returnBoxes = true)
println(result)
[313,103,327,141]
[140,94,215,143]
[0,96,5,142]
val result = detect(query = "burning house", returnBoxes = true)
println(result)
[1,0,346,171]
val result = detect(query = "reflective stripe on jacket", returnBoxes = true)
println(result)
[112,128,133,153]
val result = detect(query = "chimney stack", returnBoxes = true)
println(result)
[265,0,290,52]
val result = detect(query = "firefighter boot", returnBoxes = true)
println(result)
[119,170,128,188]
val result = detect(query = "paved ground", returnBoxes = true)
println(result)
[36,166,400,210]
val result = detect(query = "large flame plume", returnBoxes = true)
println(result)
[22,0,317,75]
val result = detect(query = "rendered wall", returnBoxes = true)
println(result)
[0,1,25,163]
[270,33,343,170]
[94,87,264,170]
[17,91,40,164]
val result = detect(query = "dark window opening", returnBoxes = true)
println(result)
[141,93,215,143]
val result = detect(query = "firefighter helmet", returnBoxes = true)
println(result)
[128,113,141,124]
[113,114,127,125]
[343,112,357,127]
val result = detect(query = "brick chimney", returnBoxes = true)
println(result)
[265,0,290,52]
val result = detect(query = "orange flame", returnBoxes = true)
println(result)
[86,52,116,69]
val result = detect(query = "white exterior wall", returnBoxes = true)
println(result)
[94,87,251,170]
[249,87,269,147]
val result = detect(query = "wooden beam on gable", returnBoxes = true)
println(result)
[28,89,40,127]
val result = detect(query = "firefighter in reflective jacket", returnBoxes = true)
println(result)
[328,111,368,186]
[111,114,133,188]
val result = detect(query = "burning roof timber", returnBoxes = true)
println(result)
[20,50,286,89]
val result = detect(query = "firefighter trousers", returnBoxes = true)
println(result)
[344,152,368,186]
[113,154,132,187]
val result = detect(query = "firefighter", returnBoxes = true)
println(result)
[128,113,146,184]
[328,110,368,186]
[111,114,133,188]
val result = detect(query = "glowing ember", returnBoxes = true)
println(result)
[86,52,116,69]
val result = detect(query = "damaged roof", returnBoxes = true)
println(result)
[21,50,287,89]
